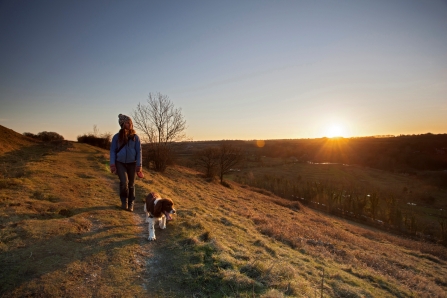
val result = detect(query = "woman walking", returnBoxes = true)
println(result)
[109,114,143,211]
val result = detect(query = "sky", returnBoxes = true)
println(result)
[1,0,446,141]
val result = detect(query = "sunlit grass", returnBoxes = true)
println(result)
[0,142,146,297]
[140,164,447,297]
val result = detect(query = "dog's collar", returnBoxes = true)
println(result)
[148,211,164,218]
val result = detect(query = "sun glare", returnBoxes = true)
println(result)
[326,124,346,138]
[256,140,265,147]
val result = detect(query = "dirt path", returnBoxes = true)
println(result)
[131,183,182,297]
[132,184,166,295]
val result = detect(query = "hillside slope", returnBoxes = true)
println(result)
[143,167,447,297]
[0,127,446,297]
[0,125,39,155]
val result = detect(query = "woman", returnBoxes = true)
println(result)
[109,114,143,211]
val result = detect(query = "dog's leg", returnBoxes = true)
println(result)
[148,217,156,241]
[159,214,166,229]
[144,204,149,223]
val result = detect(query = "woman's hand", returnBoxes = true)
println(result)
[110,164,117,174]
[136,166,144,178]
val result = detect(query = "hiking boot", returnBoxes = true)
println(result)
[121,199,128,210]
[128,203,134,212]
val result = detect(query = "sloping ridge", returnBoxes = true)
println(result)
[138,165,447,297]
[0,125,39,155]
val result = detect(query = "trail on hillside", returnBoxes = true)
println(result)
[132,181,183,296]
[0,141,155,297]
[131,199,166,293]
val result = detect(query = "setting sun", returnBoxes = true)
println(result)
[326,124,346,138]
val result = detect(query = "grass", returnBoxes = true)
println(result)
[138,167,447,297]
[1,131,447,297]
[0,141,146,297]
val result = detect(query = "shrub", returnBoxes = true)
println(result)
[23,131,64,142]
[77,133,111,150]
[23,132,37,138]
[221,180,233,188]
[145,144,173,172]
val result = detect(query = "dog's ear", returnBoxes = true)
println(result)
[145,199,150,213]
[153,199,163,216]
[164,198,174,209]
[145,193,152,211]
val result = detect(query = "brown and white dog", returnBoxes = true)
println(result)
[143,192,176,241]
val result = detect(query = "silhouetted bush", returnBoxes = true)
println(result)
[77,133,111,150]
[23,132,37,139]
[23,131,64,142]
[145,144,174,172]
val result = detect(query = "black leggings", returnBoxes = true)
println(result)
[116,161,136,204]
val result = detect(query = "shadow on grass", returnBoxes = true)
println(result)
[0,219,140,296]
[0,141,73,179]
[131,185,254,297]
[0,195,140,295]
[1,203,122,229]
[132,197,268,298]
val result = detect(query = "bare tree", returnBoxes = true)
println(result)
[217,142,244,183]
[194,147,220,178]
[368,192,380,221]
[93,125,99,137]
[132,92,187,172]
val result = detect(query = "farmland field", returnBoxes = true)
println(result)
[226,157,447,243]
[236,157,446,207]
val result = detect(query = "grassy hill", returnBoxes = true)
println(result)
[1,126,446,297]
[0,125,39,155]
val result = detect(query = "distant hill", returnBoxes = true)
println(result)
[180,134,447,172]
[0,125,39,154]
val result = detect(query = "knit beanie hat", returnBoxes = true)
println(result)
[118,114,131,127]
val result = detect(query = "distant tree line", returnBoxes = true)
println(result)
[180,134,447,174]
[255,134,447,173]
[233,172,447,245]
[193,142,244,184]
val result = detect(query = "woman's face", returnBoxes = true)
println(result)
[123,120,132,130]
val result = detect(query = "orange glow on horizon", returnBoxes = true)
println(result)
[315,137,353,164]
[325,123,348,138]
[256,140,265,147]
